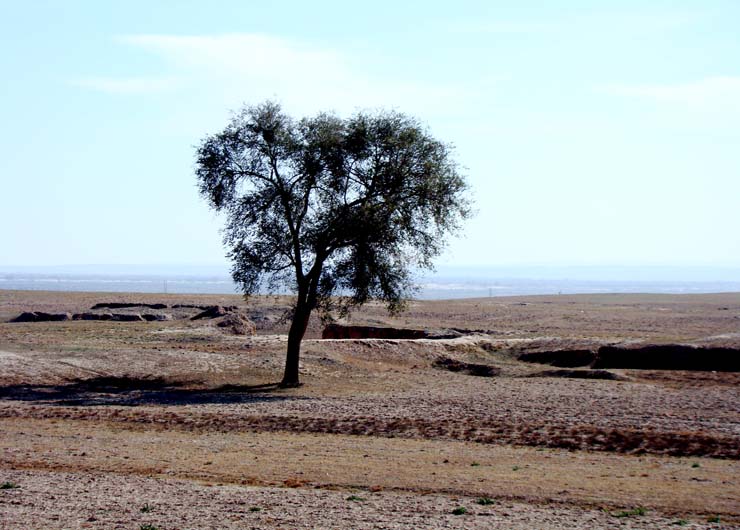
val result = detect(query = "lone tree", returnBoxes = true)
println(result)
[196,101,470,387]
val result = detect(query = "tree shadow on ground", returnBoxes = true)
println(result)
[0,376,301,406]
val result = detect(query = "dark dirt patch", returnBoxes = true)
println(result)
[90,303,168,310]
[0,377,290,407]
[191,306,237,320]
[323,324,428,339]
[517,349,596,367]
[594,345,740,372]
[529,369,624,381]
[10,312,72,323]
[432,357,500,377]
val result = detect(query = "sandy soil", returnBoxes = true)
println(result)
[0,290,738,528]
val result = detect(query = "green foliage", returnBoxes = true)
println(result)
[708,515,721,523]
[0,482,19,490]
[691,462,701,468]
[512,465,521,471]
[196,101,470,313]
[249,506,262,512]
[672,520,688,526]
[451,506,467,515]
[140,503,154,513]
[139,525,159,530]
[613,507,647,518]
[476,497,495,505]
[470,462,480,467]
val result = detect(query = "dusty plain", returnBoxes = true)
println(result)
[0,289,738,529]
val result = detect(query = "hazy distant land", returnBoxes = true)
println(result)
[1,264,739,298]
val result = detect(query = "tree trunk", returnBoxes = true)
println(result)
[280,301,311,387]
[281,261,323,388]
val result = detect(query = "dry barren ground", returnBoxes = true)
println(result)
[0,290,738,529]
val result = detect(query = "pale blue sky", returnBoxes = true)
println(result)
[2,1,739,269]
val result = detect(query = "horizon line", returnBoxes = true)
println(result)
[2,262,740,269]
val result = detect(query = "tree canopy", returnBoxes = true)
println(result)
[196,101,470,386]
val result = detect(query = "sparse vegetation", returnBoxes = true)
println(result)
[346,495,365,502]
[0,481,19,490]
[708,515,720,523]
[613,507,647,518]
[139,525,159,530]
[451,506,467,515]
[1,291,739,528]
[672,520,688,526]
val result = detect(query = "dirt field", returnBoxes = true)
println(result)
[0,290,738,529]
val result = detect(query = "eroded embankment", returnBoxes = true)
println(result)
[517,344,740,372]
[593,344,740,372]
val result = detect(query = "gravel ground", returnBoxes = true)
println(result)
[0,469,731,530]
[1,347,737,457]
[1,291,739,528]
